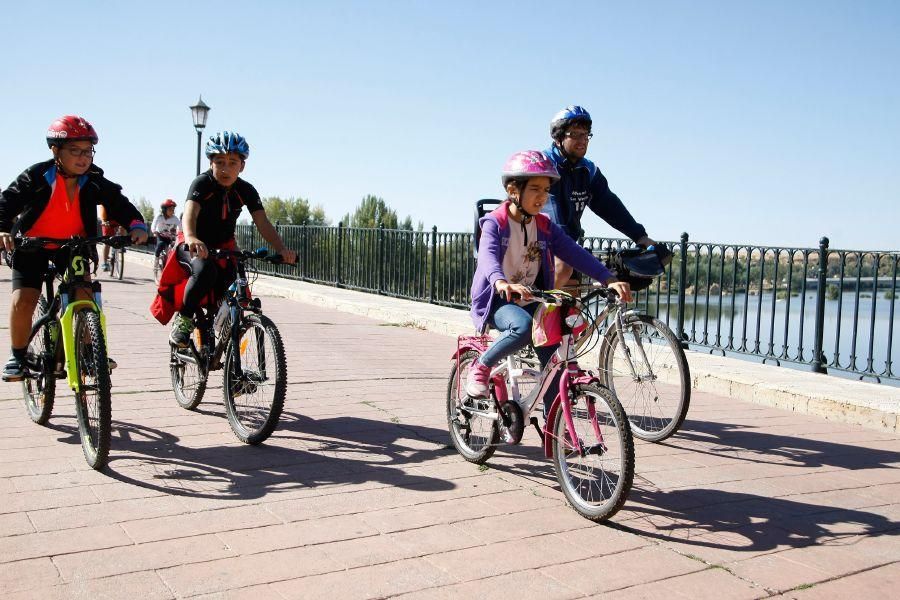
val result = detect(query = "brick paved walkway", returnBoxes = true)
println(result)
[1,262,897,599]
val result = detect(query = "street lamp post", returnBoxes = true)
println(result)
[189,96,211,176]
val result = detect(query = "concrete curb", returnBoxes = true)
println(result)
[128,251,899,433]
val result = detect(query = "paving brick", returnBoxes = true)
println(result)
[598,567,763,600]
[52,533,235,582]
[784,561,900,599]
[539,545,706,595]
[217,513,378,555]
[158,545,343,597]
[0,557,62,593]
[391,569,581,600]
[121,504,281,543]
[0,511,35,536]
[0,524,131,564]
[5,570,173,600]
[271,557,457,600]
[28,495,187,533]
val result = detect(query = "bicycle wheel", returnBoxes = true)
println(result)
[153,254,163,283]
[600,314,690,442]
[446,350,499,464]
[551,383,634,522]
[73,309,112,470]
[171,326,208,410]
[22,296,56,425]
[222,314,287,445]
[114,248,124,280]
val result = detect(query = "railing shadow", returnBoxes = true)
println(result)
[667,417,900,470]
[614,486,899,553]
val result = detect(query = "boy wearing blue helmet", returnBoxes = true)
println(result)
[543,106,659,288]
[167,131,296,347]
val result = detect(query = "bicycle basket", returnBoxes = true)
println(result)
[607,248,667,291]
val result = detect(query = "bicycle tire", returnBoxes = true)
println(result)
[222,314,287,445]
[73,310,112,470]
[551,382,634,522]
[153,255,162,284]
[114,248,124,280]
[170,326,208,410]
[600,314,690,442]
[22,296,56,425]
[446,350,499,464]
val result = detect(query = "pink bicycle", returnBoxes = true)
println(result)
[447,287,635,522]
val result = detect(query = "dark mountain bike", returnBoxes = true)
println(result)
[169,247,290,444]
[17,235,132,470]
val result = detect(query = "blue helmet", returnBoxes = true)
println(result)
[205,131,250,160]
[550,105,592,140]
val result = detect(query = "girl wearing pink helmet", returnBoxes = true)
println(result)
[466,151,631,403]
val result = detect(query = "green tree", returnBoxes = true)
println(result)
[262,196,329,225]
[135,196,154,225]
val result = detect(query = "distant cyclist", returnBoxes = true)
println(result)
[0,115,148,380]
[152,199,180,261]
[153,131,297,348]
[98,204,126,272]
[542,106,660,288]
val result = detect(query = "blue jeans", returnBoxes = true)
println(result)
[478,299,561,413]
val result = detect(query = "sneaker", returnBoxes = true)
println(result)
[464,360,491,398]
[169,314,194,348]
[101,262,111,272]
[2,355,24,382]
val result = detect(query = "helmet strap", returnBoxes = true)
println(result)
[53,157,79,180]
[509,194,534,246]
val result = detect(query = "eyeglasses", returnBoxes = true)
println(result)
[564,132,593,142]
[64,146,96,158]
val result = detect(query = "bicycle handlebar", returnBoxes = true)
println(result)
[178,244,295,265]
[15,235,133,252]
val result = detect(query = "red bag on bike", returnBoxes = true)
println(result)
[149,233,237,325]
[532,304,587,347]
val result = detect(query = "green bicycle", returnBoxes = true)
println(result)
[17,235,131,470]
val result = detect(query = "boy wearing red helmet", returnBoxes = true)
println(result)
[152,199,181,261]
[0,115,148,381]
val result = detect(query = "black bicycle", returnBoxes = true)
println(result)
[17,235,132,469]
[153,237,175,283]
[169,247,289,444]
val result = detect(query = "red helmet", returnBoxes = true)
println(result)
[46,115,99,148]
[161,199,177,209]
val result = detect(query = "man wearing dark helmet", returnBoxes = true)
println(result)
[0,115,148,380]
[543,106,659,288]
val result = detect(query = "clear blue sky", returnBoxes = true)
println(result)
[2,1,897,249]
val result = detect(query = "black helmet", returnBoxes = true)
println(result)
[608,247,671,291]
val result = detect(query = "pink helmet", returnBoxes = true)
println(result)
[501,150,560,187]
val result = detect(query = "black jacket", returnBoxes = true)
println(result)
[0,160,145,236]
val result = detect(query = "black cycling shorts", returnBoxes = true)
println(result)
[11,247,89,291]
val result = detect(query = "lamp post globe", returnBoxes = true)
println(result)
[189,96,210,176]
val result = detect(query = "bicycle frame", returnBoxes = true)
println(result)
[454,296,607,460]
[25,244,112,393]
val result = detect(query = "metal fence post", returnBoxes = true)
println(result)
[811,236,830,373]
[676,232,689,348]
[377,222,385,294]
[429,226,438,304]
[299,224,306,281]
[336,221,344,286]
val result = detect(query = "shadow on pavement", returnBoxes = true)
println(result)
[668,417,900,470]
[49,411,457,500]
[615,486,900,553]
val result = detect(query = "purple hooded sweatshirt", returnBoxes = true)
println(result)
[470,201,613,332]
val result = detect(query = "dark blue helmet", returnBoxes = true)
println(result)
[205,131,250,160]
[550,105,592,140]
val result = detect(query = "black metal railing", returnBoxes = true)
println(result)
[136,225,898,384]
